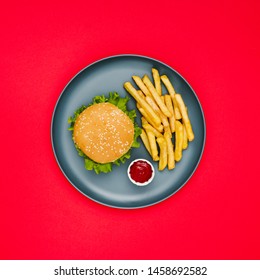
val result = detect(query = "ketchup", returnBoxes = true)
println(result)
[129,160,153,184]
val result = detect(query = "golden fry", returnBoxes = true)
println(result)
[132,76,152,97]
[165,94,175,133]
[173,96,182,120]
[146,96,171,137]
[175,121,184,162]
[152,68,162,96]
[142,75,172,118]
[143,123,163,138]
[161,75,176,97]
[161,75,181,119]
[175,94,194,141]
[140,129,152,156]
[164,132,175,170]
[137,90,145,99]
[124,82,161,126]
[147,130,159,161]
[137,105,164,132]
[182,125,188,150]
[156,137,168,171]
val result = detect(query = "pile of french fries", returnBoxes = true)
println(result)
[124,68,194,171]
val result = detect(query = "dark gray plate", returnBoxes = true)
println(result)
[51,54,206,209]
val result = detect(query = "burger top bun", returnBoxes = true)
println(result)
[73,103,135,164]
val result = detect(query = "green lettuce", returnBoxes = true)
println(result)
[68,92,142,174]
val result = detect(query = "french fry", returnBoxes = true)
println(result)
[140,129,152,156]
[165,94,175,133]
[175,121,184,162]
[132,76,152,97]
[124,82,161,127]
[146,96,171,137]
[141,117,148,125]
[156,137,167,170]
[152,68,162,96]
[147,130,159,161]
[161,75,181,119]
[137,90,145,99]
[137,104,164,132]
[182,125,188,150]
[173,96,182,119]
[175,94,194,141]
[161,74,176,97]
[142,75,172,118]
[143,123,163,138]
[164,132,175,170]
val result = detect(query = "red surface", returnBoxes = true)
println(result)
[1,0,260,260]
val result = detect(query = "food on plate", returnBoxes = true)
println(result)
[73,103,134,164]
[123,67,194,171]
[127,159,155,186]
[152,68,162,96]
[156,137,167,171]
[175,94,194,141]
[142,75,172,117]
[68,92,141,174]
[164,94,175,133]
[140,129,152,156]
[161,74,182,119]
[124,82,161,126]
[174,120,184,162]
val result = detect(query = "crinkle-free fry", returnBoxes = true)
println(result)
[143,123,163,138]
[175,120,184,162]
[165,94,175,133]
[147,130,159,161]
[140,129,152,156]
[132,75,152,97]
[142,75,172,118]
[137,104,164,132]
[156,137,168,171]
[182,125,188,150]
[164,132,175,170]
[124,82,161,127]
[161,75,181,119]
[175,94,194,141]
[152,68,162,96]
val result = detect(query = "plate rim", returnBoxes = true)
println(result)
[50,54,206,209]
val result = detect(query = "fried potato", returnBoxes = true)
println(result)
[147,130,159,161]
[182,125,188,150]
[146,95,171,137]
[161,75,181,119]
[152,68,162,96]
[124,82,161,126]
[161,74,176,97]
[164,132,175,170]
[143,123,163,138]
[175,121,184,162]
[140,129,152,156]
[156,137,167,170]
[132,75,152,97]
[175,94,194,141]
[165,94,175,133]
[142,75,172,118]
[173,96,182,120]
[137,90,145,99]
[137,104,164,132]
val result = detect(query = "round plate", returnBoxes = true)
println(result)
[51,54,206,209]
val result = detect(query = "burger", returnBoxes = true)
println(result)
[68,92,141,174]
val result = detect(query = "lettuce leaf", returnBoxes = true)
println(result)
[68,92,141,174]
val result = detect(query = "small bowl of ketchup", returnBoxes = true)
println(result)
[127,158,155,186]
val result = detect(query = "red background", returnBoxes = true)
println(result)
[1,0,260,260]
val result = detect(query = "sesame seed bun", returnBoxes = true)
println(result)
[73,103,135,164]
